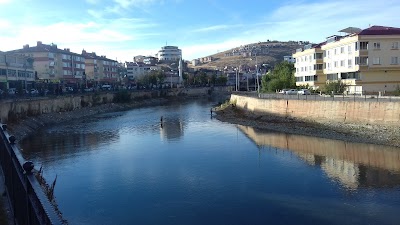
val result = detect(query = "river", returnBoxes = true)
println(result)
[20,100,400,225]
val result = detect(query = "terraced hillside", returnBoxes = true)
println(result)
[190,41,306,70]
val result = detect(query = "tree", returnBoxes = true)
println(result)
[324,81,347,94]
[261,61,295,92]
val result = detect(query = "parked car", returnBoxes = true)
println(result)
[101,85,112,91]
[285,89,298,95]
[279,89,288,94]
[8,88,17,95]
[298,89,311,95]
[84,87,94,92]
[30,89,39,95]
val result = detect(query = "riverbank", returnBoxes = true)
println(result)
[214,104,400,148]
[7,98,169,142]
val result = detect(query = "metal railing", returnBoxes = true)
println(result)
[234,91,400,102]
[0,123,62,225]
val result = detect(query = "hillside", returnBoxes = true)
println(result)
[190,41,307,70]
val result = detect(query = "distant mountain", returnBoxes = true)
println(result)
[190,41,307,70]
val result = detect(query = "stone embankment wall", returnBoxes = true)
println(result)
[0,87,230,123]
[230,94,400,125]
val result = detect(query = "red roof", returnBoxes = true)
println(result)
[358,25,400,35]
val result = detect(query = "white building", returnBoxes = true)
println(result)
[157,46,182,62]
[293,25,400,93]
[283,56,296,63]
[293,43,325,89]
[126,62,151,80]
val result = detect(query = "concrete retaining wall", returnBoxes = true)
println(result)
[231,94,400,125]
[0,87,230,123]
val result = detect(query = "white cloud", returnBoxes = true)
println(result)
[113,0,158,9]
[192,25,230,33]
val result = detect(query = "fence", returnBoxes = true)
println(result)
[234,91,400,102]
[0,123,62,225]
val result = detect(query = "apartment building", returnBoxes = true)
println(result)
[305,26,400,93]
[81,50,118,85]
[10,41,85,86]
[0,51,35,90]
[293,43,325,89]
[293,26,400,93]
[126,62,151,80]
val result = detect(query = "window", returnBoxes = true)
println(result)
[48,53,54,58]
[334,61,338,67]
[341,47,344,54]
[348,59,353,68]
[296,76,303,82]
[327,63,331,70]
[7,69,16,76]
[356,57,368,65]
[355,42,359,51]
[373,42,381,49]
[360,42,368,50]
[340,60,345,67]
[334,49,337,55]
[348,45,352,53]
[305,75,318,81]
[309,55,312,61]
[315,53,323,59]
[0,69,6,75]
[341,72,360,80]
[327,73,338,81]
[392,42,399,49]
[391,57,398,65]
[314,64,323,70]
[373,57,380,65]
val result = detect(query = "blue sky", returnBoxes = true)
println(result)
[1,0,400,62]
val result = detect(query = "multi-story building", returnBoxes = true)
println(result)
[10,41,85,86]
[293,26,400,93]
[82,50,118,85]
[283,56,296,63]
[157,46,182,62]
[293,43,325,89]
[0,51,35,90]
[126,62,151,80]
[143,56,158,66]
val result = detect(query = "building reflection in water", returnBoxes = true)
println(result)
[20,130,119,161]
[160,117,184,141]
[238,125,400,190]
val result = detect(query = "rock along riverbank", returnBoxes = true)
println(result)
[215,105,400,148]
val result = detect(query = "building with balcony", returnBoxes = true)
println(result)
[82,50,118,85]
[293,43,325,89]
[0,51,35,91]
[9,41,85,86]
[293,26,400,93]
[157,46,182,62]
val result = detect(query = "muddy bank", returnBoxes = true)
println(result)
[7,98,169,142]
[215,105,400,148]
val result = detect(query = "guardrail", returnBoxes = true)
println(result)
[234,91,400,102]
[0,123,62,225]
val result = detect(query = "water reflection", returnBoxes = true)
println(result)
[160,117,184,141]
[20,130,119,162]
[238,125,400,189]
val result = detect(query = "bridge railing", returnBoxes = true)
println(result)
[0,123,62,225]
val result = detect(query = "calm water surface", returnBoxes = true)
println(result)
[20,100,400,225]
